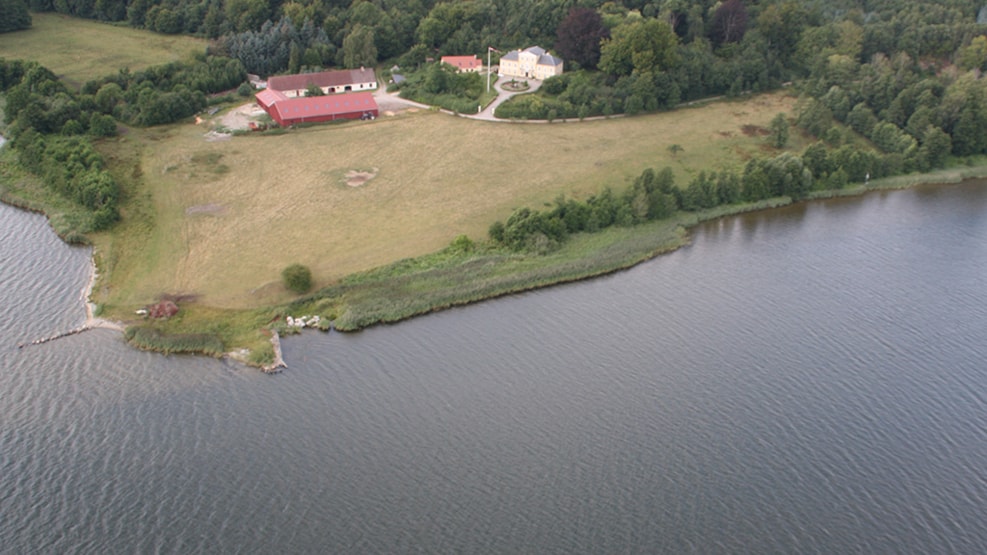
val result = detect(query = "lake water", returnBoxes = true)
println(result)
[2,182,987,553]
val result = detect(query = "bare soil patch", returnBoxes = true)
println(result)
[186,203,227,216]
[345,168,379,187]
[218,102,268,131]
[741,124,769,137]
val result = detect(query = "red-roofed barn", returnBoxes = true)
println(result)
[266,68,377,97]
[255,91,378,127]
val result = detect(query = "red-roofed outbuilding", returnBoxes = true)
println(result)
[255,90,378,127]
[441,55,483,73]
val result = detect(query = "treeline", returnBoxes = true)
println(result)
[488,134,945,253]
[80,54,245,125]
[23,0,987,87]
[218,16,335,76]
[498,0,987,120]
[2,60,121,229]
[3,54,244,135]
[1,55,245,229]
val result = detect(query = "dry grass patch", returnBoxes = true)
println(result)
[0,14,207,87]
[94,92,801,312]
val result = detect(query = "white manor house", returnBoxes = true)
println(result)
[498,46,564,80]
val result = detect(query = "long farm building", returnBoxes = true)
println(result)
[256,89,378,126]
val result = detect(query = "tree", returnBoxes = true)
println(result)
[958,36,987,71]
[796,98,833,138]
[343,24,377,69]
[282,264,312,294]
[555,7,609,70]
[89,114,117,137]
[919,125,951,169]
[0,0,31,33]
[599,19,679,77]
[756,2,808,64]
[846,102,878,136]
[668,144,683,157]
[769,113,789,148]
[94,82,123,114]
[708,0,747,47]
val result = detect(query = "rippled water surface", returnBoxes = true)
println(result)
[2,182,987,553]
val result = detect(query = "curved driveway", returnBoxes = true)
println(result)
[373,74,543,122]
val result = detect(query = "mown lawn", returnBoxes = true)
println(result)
[93,91,804,312]
[0,13,207,87]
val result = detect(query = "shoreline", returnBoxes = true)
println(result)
[6,158,987,364]
[82,256,126,333]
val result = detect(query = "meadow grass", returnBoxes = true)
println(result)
[0,13,207,87]
[93,91,802,314]
[90,184,797,363]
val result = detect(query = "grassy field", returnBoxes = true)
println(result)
[92,92,803,312]
[0,14,207,87]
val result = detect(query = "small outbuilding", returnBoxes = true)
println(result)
[441,55,483,73]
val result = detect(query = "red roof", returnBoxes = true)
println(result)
[255,88,287,108]
[268,92,378,123]
[267,68,376,92]
[441,55,482,70]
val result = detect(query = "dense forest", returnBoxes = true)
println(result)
[5,0,987,240]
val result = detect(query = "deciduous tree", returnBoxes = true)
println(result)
[599,19,679,77]
[769,112,789,148]
[343,24,377,68]
[555,7,609,70]
[708,0,747,47]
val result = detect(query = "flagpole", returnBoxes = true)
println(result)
[487,47,492,93]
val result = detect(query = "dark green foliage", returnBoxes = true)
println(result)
[398,62,486,114]
[282,263,313,294]
[498,207,567,253]
[2,62,123,231]
[919,125,952,169]
[0,0,31,33]
[222,16,332,77]
[796,97,833,138]
[490,168,682,252]
[79,56,244,126]
[870,121,916,154]
[769,113,789,148]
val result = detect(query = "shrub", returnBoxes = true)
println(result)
[282,263,313,293]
